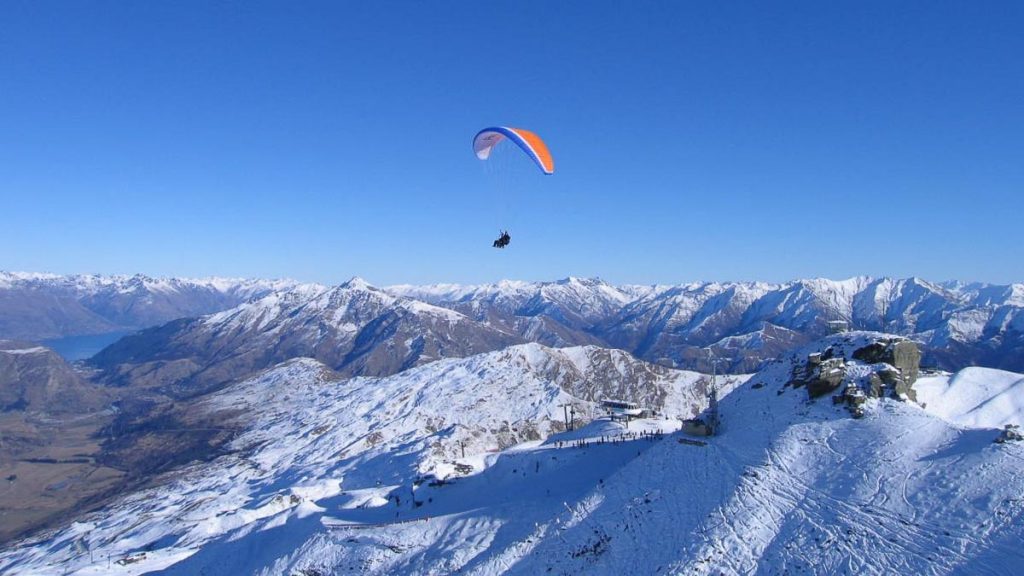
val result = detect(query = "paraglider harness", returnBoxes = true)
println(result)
[492,230,511,248]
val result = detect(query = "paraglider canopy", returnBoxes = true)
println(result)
[473,126,554,175]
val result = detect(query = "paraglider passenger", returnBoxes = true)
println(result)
[493,230,511,248]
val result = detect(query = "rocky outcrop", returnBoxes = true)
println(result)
[785,334,923,417]
[995,424,1023,444]
[852,339,921,385]
[801,355,848,399]
[833,382,869,418]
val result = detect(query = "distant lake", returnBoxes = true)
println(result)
[41,331,135,362]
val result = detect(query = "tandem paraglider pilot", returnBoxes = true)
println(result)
[492,230,511,249]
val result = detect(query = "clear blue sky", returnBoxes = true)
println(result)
[2,1,1022,286]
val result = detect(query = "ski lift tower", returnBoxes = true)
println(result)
[704,348,721,435]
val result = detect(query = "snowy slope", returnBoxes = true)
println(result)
[0,344,733,575]
[916,368,1024,429]
[317,334,1023,575]
[4,335,1023,575]
[497,335,1024,575]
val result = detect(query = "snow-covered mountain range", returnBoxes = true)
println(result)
[389,276,1024,373]
[0,272,302,341]
[4,272,1022,374]
[91,279,520,398]
[3,333,1021,574]
[71,275,1024,406]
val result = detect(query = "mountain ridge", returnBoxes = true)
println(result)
[3,272,1022,375]
[388,275,1024,372]
[0,271,308,341]
[90,279,522,398]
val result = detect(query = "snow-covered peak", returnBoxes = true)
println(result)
[0,271,63,288]
[555,275,600,287]
[202,284,325,330]
[340,276,373,291]
[793,276,875,317]
[542,276,632,304]
[202,279,472,333]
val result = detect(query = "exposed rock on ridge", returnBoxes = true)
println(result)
[783,334,922,418]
